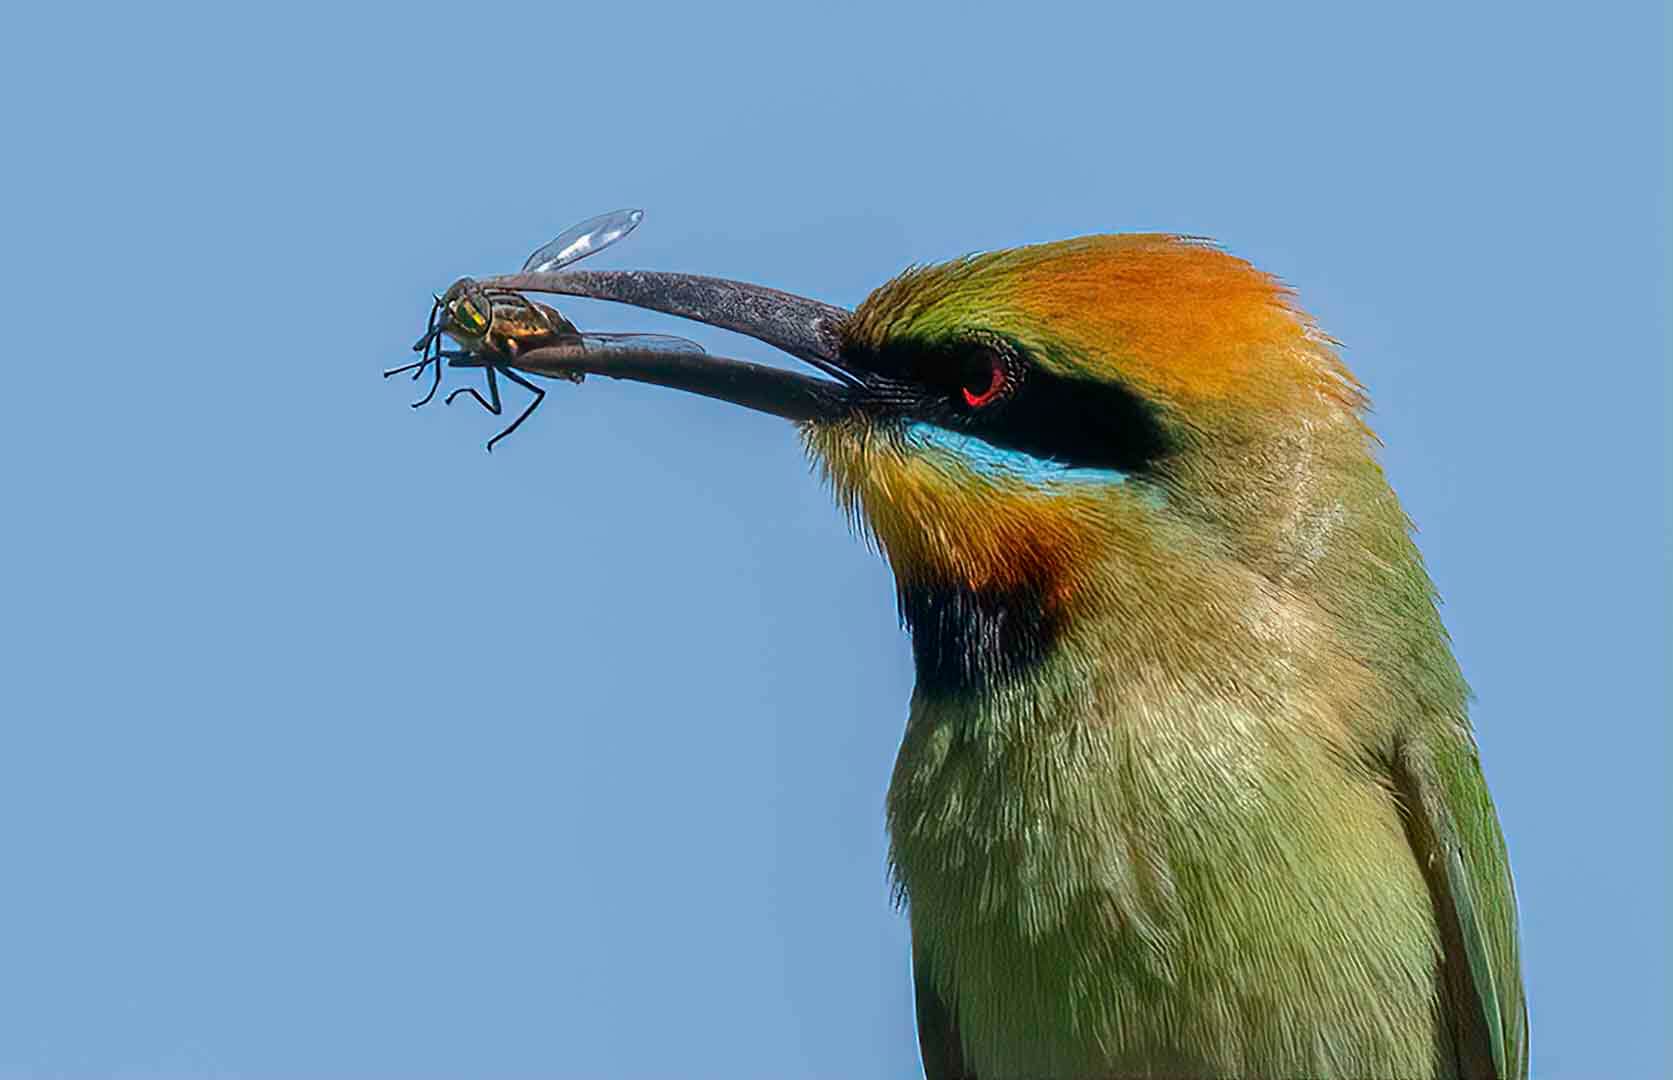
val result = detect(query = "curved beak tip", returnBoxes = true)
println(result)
[482,269,860,423]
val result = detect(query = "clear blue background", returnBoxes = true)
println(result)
[2,3,1665,1077]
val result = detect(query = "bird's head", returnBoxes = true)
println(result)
[492,234,1429,699]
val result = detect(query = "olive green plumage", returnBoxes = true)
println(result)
[806,236,1527,1079]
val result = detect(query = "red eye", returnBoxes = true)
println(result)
[961,354,1007,408]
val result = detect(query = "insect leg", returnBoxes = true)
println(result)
[386,307,442,379]
[411,336,444,407]
[484,367,547,452]
[446,361,502,414]
[382,356,428,377]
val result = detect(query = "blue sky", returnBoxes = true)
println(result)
[2,2,1665,1077]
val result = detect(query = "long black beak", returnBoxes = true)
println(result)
[475,269,859,422]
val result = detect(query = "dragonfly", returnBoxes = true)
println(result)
[385,209,705,451]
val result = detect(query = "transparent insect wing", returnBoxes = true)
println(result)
[522,209,644,274]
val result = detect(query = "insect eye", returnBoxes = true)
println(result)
[453,299,487,332]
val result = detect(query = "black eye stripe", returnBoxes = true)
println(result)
[979,363,1168,475]
[847,338,1170,475]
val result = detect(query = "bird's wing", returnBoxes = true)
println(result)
[1393,725,1529,1080]
[913,935,976,1080]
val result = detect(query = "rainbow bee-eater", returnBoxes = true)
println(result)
[467,231,1528,1080]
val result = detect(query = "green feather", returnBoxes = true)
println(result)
[805,235,1528,1079]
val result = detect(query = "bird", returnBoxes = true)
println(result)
[473,230,1528,1080]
